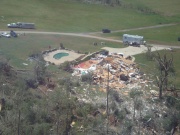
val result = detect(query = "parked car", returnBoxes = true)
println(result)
[102,29,111,33]
[10,30,18,37]
[178,37,180,41]
[1,32,11,38]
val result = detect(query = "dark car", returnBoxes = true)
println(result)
[102,29,111,33]
[10,30,18,37]
[178,37,180,41]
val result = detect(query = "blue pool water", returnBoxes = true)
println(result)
[53,52,69,59]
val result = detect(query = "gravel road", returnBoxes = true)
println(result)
[1,23,179,56]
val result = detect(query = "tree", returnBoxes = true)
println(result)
[34,55,47,85]
[81,72,93,84]
[60,43,65,49]
[129,89,143,119]
[155,52,174,99]
[145,45,154,61]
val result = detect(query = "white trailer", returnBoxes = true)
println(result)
[7,22,35,29]
[123,34,146,46]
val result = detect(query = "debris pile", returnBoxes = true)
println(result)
[73,52,148,93]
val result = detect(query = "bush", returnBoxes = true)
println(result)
[26,78,38,89]
[59,61,73,73]
[72,81,80,87]
[58,79,66,85]
[81,73,93,83]
[114,109,126,121]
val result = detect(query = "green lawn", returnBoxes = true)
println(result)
[135,49,180,87]
[124,0,180,17]
[0,0,180,32]
[0,34,123,68]
[96,24,180,45]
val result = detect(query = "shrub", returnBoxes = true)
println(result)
[81,73,93,83]
[72,81,80,87]
[114,109,126,120]
[25,78,38,89]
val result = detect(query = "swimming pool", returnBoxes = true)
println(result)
[53,52,69,59]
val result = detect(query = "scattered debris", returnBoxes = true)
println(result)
[73,52,149,95]
[22,63,28,66]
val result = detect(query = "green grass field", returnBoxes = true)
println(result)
[96,24,180,45]
[124,0,180,17]
[0,0,180,32]
[0,34,123,68]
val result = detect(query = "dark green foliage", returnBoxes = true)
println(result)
[25,78,38,89]
[72,80,80,87]
[60,43,65,49]
[26,109,36,124]
[166,96,176,107]
[34,59,47,85]
[81,72,93,84]
[121,118,134,135]
[31,123,51,135]
[114,109,126,120]
[129,90,143,99]
[163,112,179,132]
[59,61,73,73]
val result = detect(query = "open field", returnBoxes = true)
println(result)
[0,34,123,68]
[93,23,180,45]
[124,0,180,16]
[135,49,180,87]
[0,0,180,32]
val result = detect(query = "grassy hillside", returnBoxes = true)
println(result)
[0,0,180,32]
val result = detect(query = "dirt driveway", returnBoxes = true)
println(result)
[102,45,166,57]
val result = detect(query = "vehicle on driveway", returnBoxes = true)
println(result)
[102,29,111,33]
[1,32,11,38]
[10,30,18,37]
[7,23,18,28]
[123,34,146,46]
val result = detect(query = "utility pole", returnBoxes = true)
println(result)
[106,64,109,135]
[18,109,21,135]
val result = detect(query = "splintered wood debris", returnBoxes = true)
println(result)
[73,53,148,94]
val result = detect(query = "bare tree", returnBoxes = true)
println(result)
[155,52,174,99]
[145,45,154,61]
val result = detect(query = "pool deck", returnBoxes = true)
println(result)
[43,49,83,65]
